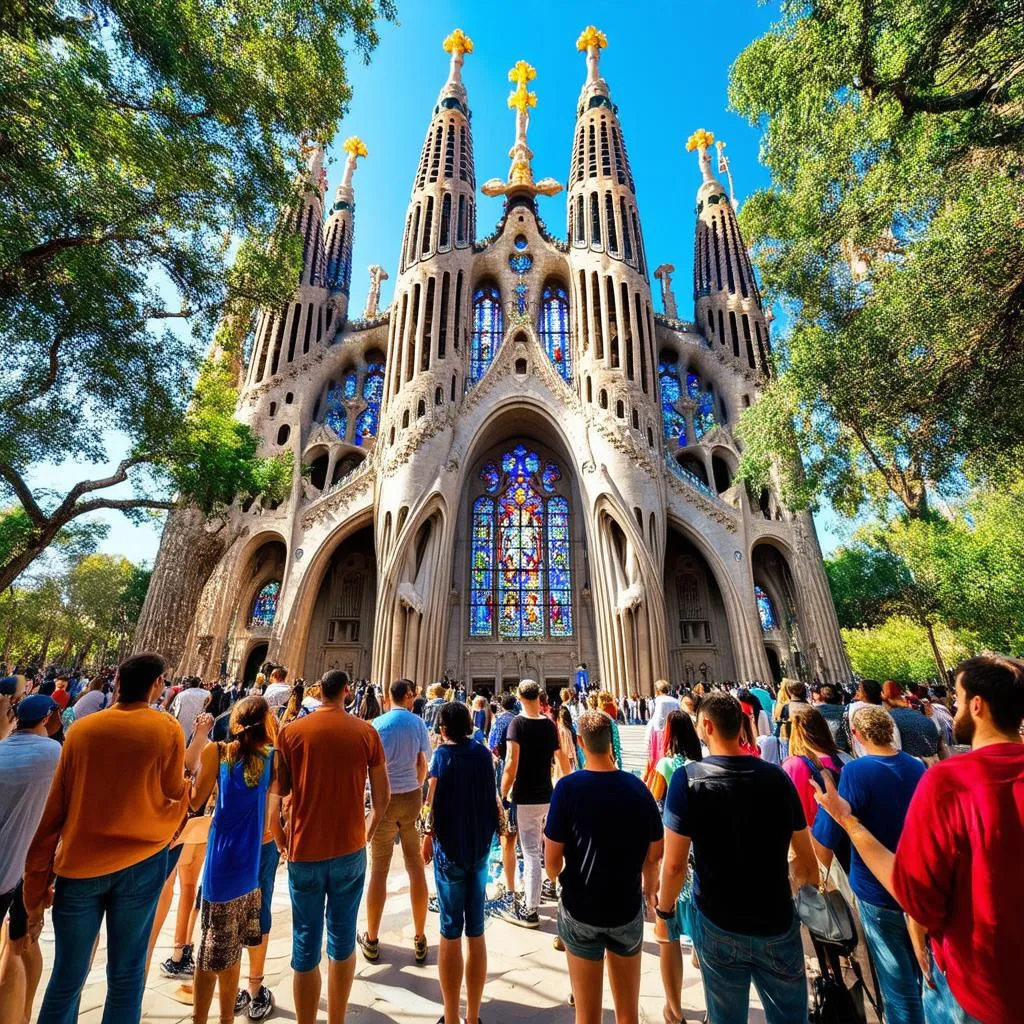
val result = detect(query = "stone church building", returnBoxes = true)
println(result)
[154,27,850,697]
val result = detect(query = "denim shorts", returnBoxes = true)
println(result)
[434,850,488,940]
[288,848,366,971]
[557,902,644,961]
[257,840,281,935]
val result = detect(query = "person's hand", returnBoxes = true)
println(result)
[26,909,45,944]
[643,888,657,921]
[421,833,433,866]
[193,712,214,738]
[809,769,852,825]
[906,916,934,989]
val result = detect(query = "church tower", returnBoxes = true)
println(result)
[323,136,367,323]
[688,129,772,376]
[243,143,332,394]
[372,30,478,688]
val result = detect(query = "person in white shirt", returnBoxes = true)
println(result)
[262,665,291,710]
[646,680,681,770]
[846,679,901,758]
[169,678,209,742]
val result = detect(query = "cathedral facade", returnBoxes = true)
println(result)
[164,27,850,697]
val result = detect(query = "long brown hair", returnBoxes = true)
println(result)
[789,707,841,768]
[224,695,274,787]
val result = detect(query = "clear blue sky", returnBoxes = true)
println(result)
[31,0,851,568]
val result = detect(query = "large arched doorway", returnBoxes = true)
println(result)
[302,526,377,681]
[664,528,736,685]
[752,541,805,681]
[446,439,597,693]
[242,643,269,685]
[225,538,287,681]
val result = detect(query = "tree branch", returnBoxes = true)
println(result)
[72,497,176,515]
[0,464,46,525]
[0,231,144,284]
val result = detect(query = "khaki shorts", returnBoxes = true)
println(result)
[369,788,423,872]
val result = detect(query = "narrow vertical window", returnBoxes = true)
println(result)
[470,284,503,384]
[539,283,571,382]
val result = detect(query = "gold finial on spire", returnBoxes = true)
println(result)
[342,136,368,160]
[576,25,608,51]
[686,128,715,152]
[443,28,474,57]
[507,60,537,113]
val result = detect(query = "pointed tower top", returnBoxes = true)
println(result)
[340,135,367,189]
[482,60,561,198]
[686,129,719,185]
[576,25,609,100]
[442,28,473,89]
[300,137,328,193]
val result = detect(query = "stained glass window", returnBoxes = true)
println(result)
[343,370,358,399]
[324,384,347,439]
[688,372,718,439]
[509,253,533,274]
[539,284,571,382]
[250,580,280,628]
[755,585,778,632]
[659,361,687,447]
[514,234,529,251]
[354,361,384,443]
[469,444,573,639]
[470,285,503,384]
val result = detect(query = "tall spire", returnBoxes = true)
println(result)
[324,136,367,313]
[687,129,771,376]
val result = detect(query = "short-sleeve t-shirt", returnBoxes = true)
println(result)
[507,714,559,805]
[545,769,663,927]
[813,752,925,910]
[887,708,939,758]
[429,740,498,868]
[278,707,385,862]
[373,708,431,795]
[664,755,805,936]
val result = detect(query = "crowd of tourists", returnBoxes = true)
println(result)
[0,653,1021,1024]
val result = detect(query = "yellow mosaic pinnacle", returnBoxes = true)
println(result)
[443,28,473,56]
[507,60,537,112]
[342,136,368,159]
[576,25,608,51]
[686,128,715,152]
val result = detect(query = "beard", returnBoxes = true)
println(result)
[953,705,975,746]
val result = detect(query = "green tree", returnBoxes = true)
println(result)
[729,0,1024,520]
[0,0,396,590]
[842,616,969,686]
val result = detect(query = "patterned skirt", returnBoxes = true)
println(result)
[196,888,262,973]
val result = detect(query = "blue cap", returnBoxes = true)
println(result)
[0,676,17,696]
[15,694,57,724]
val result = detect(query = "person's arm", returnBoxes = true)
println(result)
[420,776,438,865]
[905,913,935,988]
[365,760,390,842]
[552,739,570,779]
[655,828,691,940]
[416,750,428,787]
[643,837,665,917]
[544,837,565,881]
[185,713,213,776]
[500,739,520,802]
[790,827,819,888]
[190,741,219,811]
[270,741,292,798]
[23,749,69,921]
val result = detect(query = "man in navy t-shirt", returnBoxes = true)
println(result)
[544,710,663,1022]
[813,704,925,1024]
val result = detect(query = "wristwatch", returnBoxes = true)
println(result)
[655,905,675,920]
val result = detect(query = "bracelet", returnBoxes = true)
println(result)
[655,905,675,920]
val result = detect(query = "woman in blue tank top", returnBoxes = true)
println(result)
[188,695,279,1024]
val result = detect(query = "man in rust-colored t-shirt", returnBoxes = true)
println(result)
[275,669,389,1024]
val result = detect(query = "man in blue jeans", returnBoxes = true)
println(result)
[274,670,390,1024]
[656,692,818,1024]
[813,704,925,1024]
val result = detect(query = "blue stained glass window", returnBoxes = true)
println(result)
[755,585,778,632]
[324,384,347,439]
[343,371,358,399]
[539,284,571,382]
[688,372,718,439]
[250,580,280,628]
[509,253,533,274]
[354,361,384,444]
[470,445,573,639]
[659,361,687,447]
[514,235,529,250]
[470,497,495,636]
[470,285,503,384]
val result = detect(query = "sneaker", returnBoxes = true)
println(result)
[357,931,380,963]
[160,945,194,978]
[413,934,428,965]
[541,879,559,902]
[234,990,252,1016]
[552,934,565,951]
[493,883,516,906]
[499,897,539,929]
[247,985,274,1020]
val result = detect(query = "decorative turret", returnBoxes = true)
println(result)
[244,140,332,389]
[381,29,477,422]
[688,129,771,375]
[566,26,659,430]
[323,136,367,321]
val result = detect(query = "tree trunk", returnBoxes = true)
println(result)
[38,626,52,667]
[0,525,64,593]
[132,507,236,669]
[925,621,948,684]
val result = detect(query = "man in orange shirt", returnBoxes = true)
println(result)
[274,669,390,1024]
[24,652,189,1024]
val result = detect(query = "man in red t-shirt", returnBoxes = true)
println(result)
[813,655,1024,1024]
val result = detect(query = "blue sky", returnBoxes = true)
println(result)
[31,0,851,567]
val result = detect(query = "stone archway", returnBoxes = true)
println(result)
[752,540,806,681]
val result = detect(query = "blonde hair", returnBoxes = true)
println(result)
[788,707,840,767]
[560,687,574,705]
[773,679,793,720]
[852,705,895,747]
[655,679,670,695]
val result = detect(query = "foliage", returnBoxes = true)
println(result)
[842,616,970,686]
[0,0,396,587]
[825,544,915,630]
[730,0,1024,518]
[0,552,151,668]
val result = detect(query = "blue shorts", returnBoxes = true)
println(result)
[258,840,281,935]
[288,848,366,971]
[434,850,488,940]
[557,902,644,961]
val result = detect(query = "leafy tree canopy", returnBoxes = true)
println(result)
[730,0,1024,519]
[0,0,396,589]
[842,616,969,686]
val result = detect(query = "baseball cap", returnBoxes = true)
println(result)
[16,694,58,724]
[0,676,18,696]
